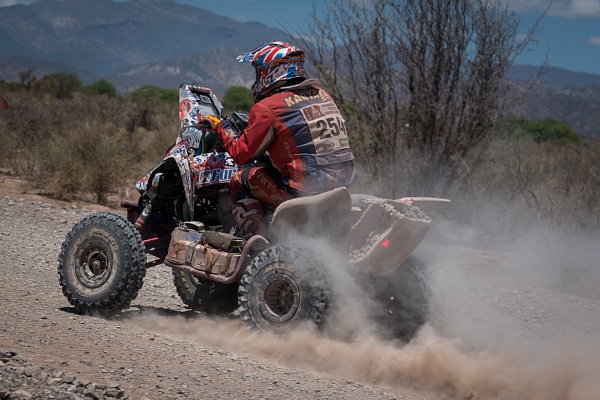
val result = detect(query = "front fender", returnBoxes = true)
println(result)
[136,141,195,220]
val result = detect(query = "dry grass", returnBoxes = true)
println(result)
[1,89,598,230]
[457,136,600,232]
[0,90,176,205]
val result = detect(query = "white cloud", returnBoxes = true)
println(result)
[558,0,600,18]
[570,0,600,16]
[0,0,39,6]
[504,0,600,18]
[504,0,550,13]
[590,36,600,45]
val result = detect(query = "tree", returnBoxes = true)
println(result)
[127,85,177,132]
[18,68,37,89]
[33,73,82,99]
[222,86,254,112]
[128,85,178,103]
[299,0,540,197]
[85,80,118,97]
[522,118,581,145]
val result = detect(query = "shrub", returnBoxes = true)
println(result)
[34,117,128,204]
[0,89,177,204]
[522,118,582,145]
[129,85,178,103]
[85,80,118,97]
[1,84,598,232]
[33,73,82,99]
[461,134,600,231]
[222,86,253,112]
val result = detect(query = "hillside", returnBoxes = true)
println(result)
[509,65,600,89]
[109,47,253,96]
[0,0,286,75]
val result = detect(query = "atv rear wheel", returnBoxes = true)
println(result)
[238,245,329,333]
[58,212,146,315]
[172,270,238,313]
[362,256,429,342]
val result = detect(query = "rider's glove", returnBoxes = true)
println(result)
[204,114,222,130]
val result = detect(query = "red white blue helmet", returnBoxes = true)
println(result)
[237,41,305,100]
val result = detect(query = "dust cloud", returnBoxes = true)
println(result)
[128,202,600,400]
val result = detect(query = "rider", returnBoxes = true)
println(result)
[204,41,355,239]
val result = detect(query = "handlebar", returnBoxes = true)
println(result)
[227,111,249,133]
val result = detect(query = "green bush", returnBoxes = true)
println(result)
[85,80,118,97]
[129,85,178,103]
[521,118,582,145]
[0,80,24,91]
[222,86,253,112]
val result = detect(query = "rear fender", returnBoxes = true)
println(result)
[396,197,451,212]
[345,200,431,275]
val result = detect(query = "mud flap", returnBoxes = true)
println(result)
[346,201,431,275]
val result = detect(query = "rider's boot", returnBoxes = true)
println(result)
[232,198,268,239]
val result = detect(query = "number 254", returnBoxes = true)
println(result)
[316,117,346,138]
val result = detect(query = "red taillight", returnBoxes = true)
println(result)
[382,239,390,247]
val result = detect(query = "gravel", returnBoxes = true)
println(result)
[2,192,600,400]
[0,195,428,400]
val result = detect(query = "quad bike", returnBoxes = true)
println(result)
[58,84,450,341]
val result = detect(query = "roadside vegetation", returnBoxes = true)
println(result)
[1,78,597,232]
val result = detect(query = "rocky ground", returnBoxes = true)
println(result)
[1,177,600,400]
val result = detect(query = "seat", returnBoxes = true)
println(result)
[268,187,352,243]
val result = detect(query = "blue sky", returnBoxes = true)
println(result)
[1,0,599,76]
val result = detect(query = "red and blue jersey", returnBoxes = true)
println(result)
[217,80,355,194]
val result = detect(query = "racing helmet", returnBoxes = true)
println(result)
[237,41,306,101]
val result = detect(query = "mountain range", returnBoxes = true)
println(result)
[1,0,599,137]
[0,0,283,94]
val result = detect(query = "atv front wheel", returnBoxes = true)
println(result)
[58,212,146,315]
[238,245,329,333]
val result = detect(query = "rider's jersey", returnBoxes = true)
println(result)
[217,79,355,193]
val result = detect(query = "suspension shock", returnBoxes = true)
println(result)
[135,203,152,231]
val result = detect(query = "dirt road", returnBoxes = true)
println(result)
[1,185,600,400]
